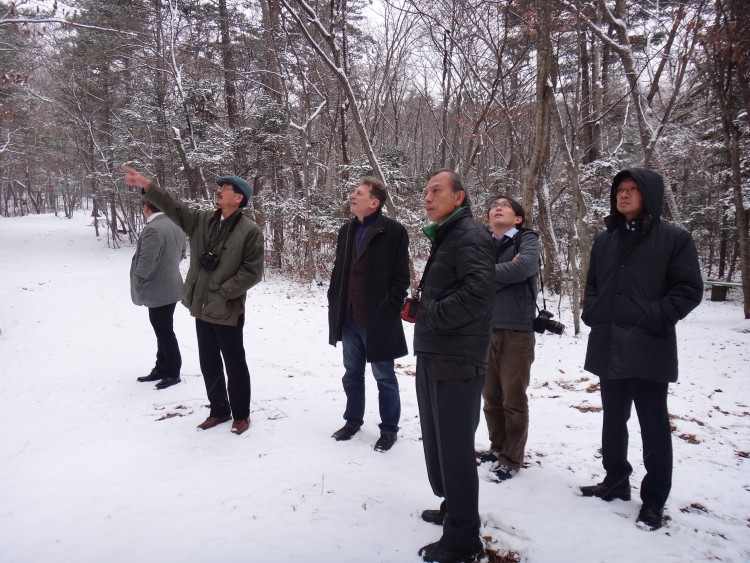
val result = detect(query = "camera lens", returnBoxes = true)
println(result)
[547,320,565,335]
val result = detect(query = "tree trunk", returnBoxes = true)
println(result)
[520,0,553,228]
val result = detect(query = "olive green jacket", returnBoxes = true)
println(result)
[144,185,264,326]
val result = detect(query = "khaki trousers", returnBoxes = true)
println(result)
[482,329,535,469]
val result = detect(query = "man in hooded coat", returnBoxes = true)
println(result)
[579,168,702,531]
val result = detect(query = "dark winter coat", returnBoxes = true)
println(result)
[413,207,494,370]
[582,168,703,383]
[130,213,186,308]
[492,228,540,332]
[328,210,410,362]
[144,186,264,327]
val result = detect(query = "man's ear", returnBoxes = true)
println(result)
[454,190,466,207]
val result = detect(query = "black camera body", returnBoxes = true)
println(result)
[199,250,220,271]
[533,309,565,335]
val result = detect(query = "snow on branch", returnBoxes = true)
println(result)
[0,17,137,35]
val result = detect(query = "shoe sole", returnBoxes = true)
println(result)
[581,492,631,501]
[420,547,483,562]
[155,380,181,390]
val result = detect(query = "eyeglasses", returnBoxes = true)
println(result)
[616,187,639,195]
[490,201,513,210]
[217,184,238,193]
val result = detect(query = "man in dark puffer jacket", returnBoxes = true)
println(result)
[580,168,702,532]
[414,170,494,563]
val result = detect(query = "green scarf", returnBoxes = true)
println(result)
[422,206,466,242]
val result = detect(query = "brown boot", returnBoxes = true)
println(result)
[196,415,231,431]
[231,418,250,435]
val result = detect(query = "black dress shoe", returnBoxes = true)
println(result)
[421,509,444,526]
[331,424,359,441]
[137,370,162,382]
[155,376,181,390]
[419,538,483,562]
[636,504,664,531]
[580,481,631,501]
[374,433,397,452]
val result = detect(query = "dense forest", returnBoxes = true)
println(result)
[1,0,748,322]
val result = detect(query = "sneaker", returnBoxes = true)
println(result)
[419,538,483,562]
[196,415,231,431]
[420,509,444,526]
[137,369,162,382]
[489,462,518,482]
[331,424,359,441]
[475,450,498,464]
[580,481,631,502]
[374,433,397,452]
[636,504,664,531]
[231,418,250,435]
[155,376,181,390]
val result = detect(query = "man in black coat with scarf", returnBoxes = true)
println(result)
[580,168,702,531]
[328,176,410,452]
[414,170,494,563]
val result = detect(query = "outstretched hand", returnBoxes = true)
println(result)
[121,164,151,191]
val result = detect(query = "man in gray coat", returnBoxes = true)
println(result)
[131,199,186,390]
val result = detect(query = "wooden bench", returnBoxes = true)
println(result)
[704,280,742,301]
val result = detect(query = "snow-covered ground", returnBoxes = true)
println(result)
[1,210,748,562]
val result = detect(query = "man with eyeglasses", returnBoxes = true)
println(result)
[579,168,702,531]
[476,195,540,483]
[122,165,264,436]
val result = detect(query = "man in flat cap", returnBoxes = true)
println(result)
[122,165,264,436]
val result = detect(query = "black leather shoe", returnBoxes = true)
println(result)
[137,370,162,382]
[421,509,444,526]
[580,481,631,501]
[155,376,181,390]
[419,538,483,562]
[418,541,441,559]
[374,433,397,452]
[331,424,359,441]
[636,504,664,531]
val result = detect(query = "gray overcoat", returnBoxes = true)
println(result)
[130,213,186,308]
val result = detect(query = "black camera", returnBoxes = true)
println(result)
[533,309,565,335]
[199,250,220,271]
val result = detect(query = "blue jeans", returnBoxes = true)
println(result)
[341,316,400,434]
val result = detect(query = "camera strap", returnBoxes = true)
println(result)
[204,210,243,255]
[511,229,544,315]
